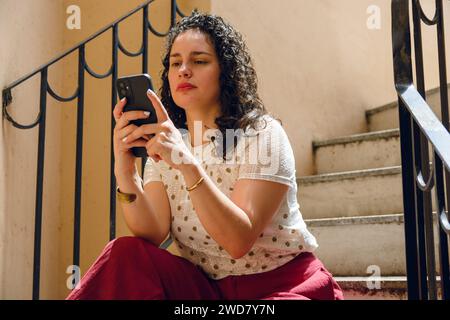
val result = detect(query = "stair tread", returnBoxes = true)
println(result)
[305,213,404,227]
[313,129,399,149]
[306,211,439,227]
[335,276,406,282]
[297,166,401,184]
[365,101,397,117]
[335,276,408,292]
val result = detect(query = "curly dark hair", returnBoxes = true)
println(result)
[159,10,280,160]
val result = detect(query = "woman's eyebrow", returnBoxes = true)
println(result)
[170,51,213,58]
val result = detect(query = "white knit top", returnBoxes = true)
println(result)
[143,115,318,279]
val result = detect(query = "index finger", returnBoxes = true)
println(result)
[113,97,127,120]
[146,89,170,123]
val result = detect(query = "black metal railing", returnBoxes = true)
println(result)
[392,0,450,300]
[1,0,191,300]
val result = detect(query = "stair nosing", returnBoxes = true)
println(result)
[297,166,401,184]
[305,211,438,228]
[365,101,397,117]
[334,276,407,282]
[304,213,404,227]
[313,129,400,149]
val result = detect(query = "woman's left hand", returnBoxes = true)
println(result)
[123,89,196,170]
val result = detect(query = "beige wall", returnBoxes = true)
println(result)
[0,0,65,299]
[211,0,450,175]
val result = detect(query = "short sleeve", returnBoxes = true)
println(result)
[237,117,297,188]
[143,157,162,186]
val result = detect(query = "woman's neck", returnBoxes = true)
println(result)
[185,107,221,148]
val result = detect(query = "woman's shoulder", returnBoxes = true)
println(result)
[240,114,288,148]
[242,114,283,137]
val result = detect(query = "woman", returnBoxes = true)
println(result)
[66,11,343,300]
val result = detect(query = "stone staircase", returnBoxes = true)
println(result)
[299,86,446,299]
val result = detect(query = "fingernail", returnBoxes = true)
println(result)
[121,97,126,102]
[122,137,127,142]
[147,89,152,95]
[144,111,150,117]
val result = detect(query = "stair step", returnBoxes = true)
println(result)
[306,213,440,277]
[297,167,403,219]
[335,276,407,300]
[336,276,443,299]
[313,129,400,174]
[297,164,436,219]
[366,102,398,132]
[305,214,406,276]
[366,84,445,131]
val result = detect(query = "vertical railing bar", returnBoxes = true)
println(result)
[32,68,48,300]
[141,5,149,180]
[414,132,437,299]
[422,164,437,299]
[398,98,421,300]
[391,0,421,299]
[435,0,450,298]
[171,0,177,27]
[411,0,425,95]
[434,153,450,299]
[411,0,435,299]
[435,1,450,267]
[411,123,430,299]
[436,0,449,132]
[142,5,149,90]
[73,45,85,272]
[110,24,119,241]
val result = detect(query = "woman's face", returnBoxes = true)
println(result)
[168,29,221,113]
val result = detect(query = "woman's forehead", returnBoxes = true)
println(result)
[171,30,214,54]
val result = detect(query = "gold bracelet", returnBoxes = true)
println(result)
[186,176,204,192]
[116,186,137,203]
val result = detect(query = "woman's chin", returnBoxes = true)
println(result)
[174,98,201,110]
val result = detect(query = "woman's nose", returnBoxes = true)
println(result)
[178,63,192,77]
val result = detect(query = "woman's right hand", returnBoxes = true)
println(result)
[113,97,151,176]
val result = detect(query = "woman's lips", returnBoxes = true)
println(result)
[177,86,196,91]
[177,84,196,91]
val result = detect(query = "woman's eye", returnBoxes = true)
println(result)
[195,61,207,64]
[171,62,180,67]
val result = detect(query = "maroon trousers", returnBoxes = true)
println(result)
[66,236,344,300]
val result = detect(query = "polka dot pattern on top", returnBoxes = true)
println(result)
[143,115,318,279]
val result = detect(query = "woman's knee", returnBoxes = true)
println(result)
[107,236,147,254]
[106,236,160,258]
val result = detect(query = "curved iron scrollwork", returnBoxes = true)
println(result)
[0,0,197,300]
[47,82,79,102]
[146,0,189,37]
[118,39,144,57]
[2,105,42,129]
[415,161,435,192]
[392,0,450,300]
[147,17,173,37]
[84,59,114,79]
[441,209,450,233]
[415,0,439,25]
[147,0,176,37]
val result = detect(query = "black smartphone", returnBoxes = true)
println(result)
[116,74,157,157]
